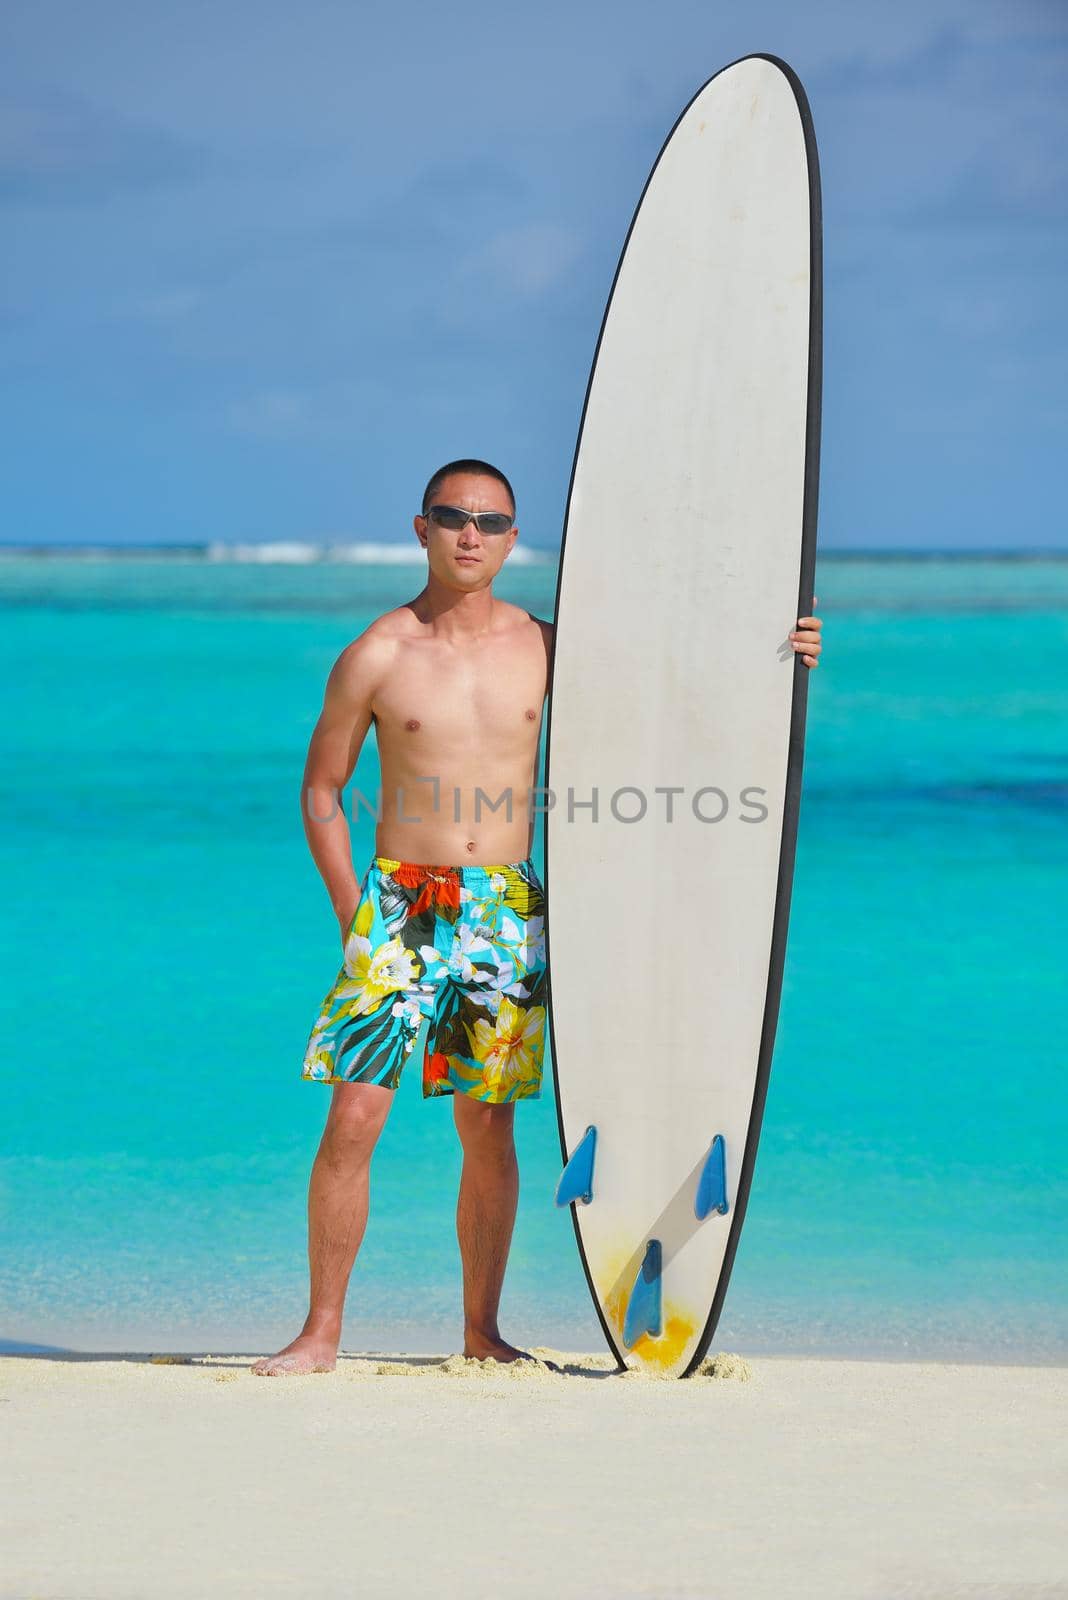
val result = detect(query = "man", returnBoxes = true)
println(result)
[253,457,823,1376]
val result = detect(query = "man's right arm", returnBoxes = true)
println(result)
[300,632,392,940]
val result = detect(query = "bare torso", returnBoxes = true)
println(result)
[351,598,551,866]
[300,595,549,883]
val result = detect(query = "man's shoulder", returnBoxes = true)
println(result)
[363,605,420,640]
[331,612,408,681]
[527,610,554,649]
[496,599,553,640]
[350,606,421,650]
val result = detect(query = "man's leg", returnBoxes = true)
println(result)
[452,1096,528,1363]
[252,1080,393,1376]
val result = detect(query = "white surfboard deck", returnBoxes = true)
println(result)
[543,54,822,1378]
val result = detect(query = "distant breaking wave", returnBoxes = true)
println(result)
[0,540,559,565]
[208,541,558,565]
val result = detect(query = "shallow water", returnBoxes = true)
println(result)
[2,552,1065,1360]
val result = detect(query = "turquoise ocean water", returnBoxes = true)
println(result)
[2,551,1065,1361]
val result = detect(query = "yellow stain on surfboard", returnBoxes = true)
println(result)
[595,1249,697,1371]
[632,1310,697,1370]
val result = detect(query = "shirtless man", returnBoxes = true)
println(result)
[252,457,823,1376]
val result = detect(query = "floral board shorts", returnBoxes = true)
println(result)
[301,856,547,1103]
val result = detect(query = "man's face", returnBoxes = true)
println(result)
[414,472,518,589]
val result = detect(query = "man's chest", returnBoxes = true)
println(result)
[372,636,547,756]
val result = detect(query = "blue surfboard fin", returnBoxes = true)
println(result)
[555,1125,597,1207]
[695,1134,729,1220]
[622,1240,663,1347]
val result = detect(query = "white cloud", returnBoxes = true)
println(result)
[474,221,585,298]
[126,287,202,320]
[226,387,310,438]
[225,377,389,440]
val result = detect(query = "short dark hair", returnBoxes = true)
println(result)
[421,458,516,519]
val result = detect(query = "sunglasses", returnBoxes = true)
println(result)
[425,504,515,536]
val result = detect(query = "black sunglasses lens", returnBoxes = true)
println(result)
[429,506,469,530]
[475,513,513,534]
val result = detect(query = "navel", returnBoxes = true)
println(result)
[466,840,476,852]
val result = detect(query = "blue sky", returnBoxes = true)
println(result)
[2,0,1065,550]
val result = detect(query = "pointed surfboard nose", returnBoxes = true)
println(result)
[555,1125,597,1207]
[623,1239,663,1347]
[695,1134,729,1220]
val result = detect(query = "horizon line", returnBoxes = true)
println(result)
[1,540,1067,561]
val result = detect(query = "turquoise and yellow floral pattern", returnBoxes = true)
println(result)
[301,855,547,1103]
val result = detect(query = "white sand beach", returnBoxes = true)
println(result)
[3,1349,1066,1599]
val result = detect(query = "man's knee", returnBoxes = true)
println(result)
[324,1081,393,1153]
[454,1098,516,1157]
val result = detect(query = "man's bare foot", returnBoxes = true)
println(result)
[251,1329,339,1377]
[463,1329,532,1365]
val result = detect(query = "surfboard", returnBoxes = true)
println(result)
[542,54,822,1378]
